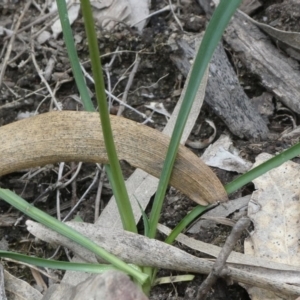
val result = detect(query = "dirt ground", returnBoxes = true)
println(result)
[0,0,299,299]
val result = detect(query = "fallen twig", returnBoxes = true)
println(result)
[26,221,300,297]
[196,217,251,299]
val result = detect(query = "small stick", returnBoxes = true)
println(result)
[56,162,65,220]
[117,55,141,116]
[31,36,61,110]
[196,217,251,299]
[94,167,106,222]
[0,0,31,87]
[63,168,100,222]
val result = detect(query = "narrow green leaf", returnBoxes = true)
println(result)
[79,0,137,233]
[225,142,300,194]
[0,189,148,285]
[0,250,114,273]
[148,0,243,239]
[56,0,94,112]
[165,204,216,245]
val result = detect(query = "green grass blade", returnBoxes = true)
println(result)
[79,0,137,233]
[0,189,148,284]
[169,143,300,243]
[0,250,115,273]
[135,198,150,237]
[56,0,94,112]
[225,142,300,194]
[148,0,243,239]
[105,165,137,232]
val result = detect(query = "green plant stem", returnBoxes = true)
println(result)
[56,0,94,112]
[80,0,137,233]
[225,142,300,194]
[148,0,243,239]
[0,189,147,284]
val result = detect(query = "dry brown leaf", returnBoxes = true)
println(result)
[201,134,253,173]
[244,153,300,299]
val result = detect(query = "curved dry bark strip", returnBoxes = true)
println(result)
[0,111,227,205]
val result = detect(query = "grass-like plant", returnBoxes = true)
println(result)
[2,0,300,296]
